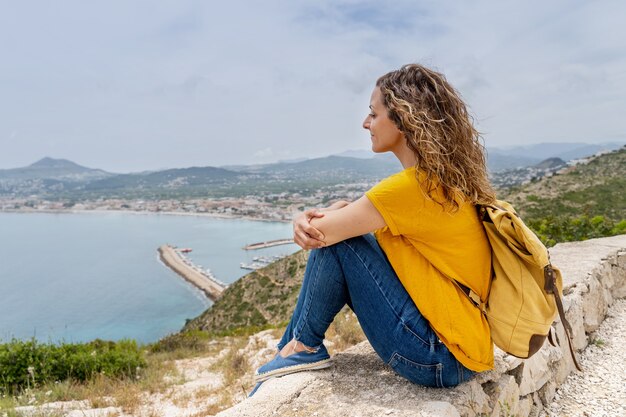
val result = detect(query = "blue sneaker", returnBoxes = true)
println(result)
[254,344,332,382]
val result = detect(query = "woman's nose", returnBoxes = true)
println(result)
[362,116,370,130]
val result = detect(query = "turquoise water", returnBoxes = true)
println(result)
[0,212,298,344]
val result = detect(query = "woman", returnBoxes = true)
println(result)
[250,63,496,396]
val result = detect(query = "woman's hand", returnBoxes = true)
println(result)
[307,195,386,247]
[293,209,326,250]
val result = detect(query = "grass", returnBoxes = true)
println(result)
[0,312,368,416]
[211,338,249,386]
[590,337,606,348]
[325,307,367,353]
[0,346,180,415]
[204,336,253,412]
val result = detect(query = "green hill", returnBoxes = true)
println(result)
[502,147,626,245]
[181,250,309,335]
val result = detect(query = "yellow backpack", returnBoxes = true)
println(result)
[451,200,581,370]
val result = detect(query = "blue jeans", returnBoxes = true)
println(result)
[278,234,475,388]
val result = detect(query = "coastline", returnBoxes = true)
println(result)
[0,207,291,223]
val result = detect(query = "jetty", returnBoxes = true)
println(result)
[158,245,227,301]
[243,238,294,250]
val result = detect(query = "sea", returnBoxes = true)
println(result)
[0,211,299,344]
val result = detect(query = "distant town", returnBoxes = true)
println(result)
[0,182,373,222]
[1,144,623,221]
[0,154,588,221]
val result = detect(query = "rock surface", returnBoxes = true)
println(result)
[217,234,626,417]
[546,298,626,416]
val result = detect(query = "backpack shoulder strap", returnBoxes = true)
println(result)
[441,268,488,314]
[455,280,487,313]
[545,266,583,372]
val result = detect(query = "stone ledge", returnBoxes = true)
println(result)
[217,234,626,417]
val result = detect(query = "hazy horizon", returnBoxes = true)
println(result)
[2,139,624,174]
[2,1,625,172]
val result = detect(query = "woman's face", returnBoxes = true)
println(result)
[363,87,404,154]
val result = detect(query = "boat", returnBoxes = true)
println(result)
[240,262,266,270]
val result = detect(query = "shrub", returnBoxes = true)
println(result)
[527,214,625,247]
[287,260,298,277]
[611,219,626,235]
[149,330,210,353]
[0,339,145,394]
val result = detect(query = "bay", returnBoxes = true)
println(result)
[0,212,298,344]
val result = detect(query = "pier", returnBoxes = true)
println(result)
[243,238,294,250]
[158,245,227,301]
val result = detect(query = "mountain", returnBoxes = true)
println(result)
[84,166,244,190]
[76,155,400,199]
[490,141,624,159]
[485,151,541,172]
[490,157,568,189]
[227,155,401,182]
[336,142,625,173]
[0,159,253,199]
[534,157,566,170]
[0,157,113,181]
[260,155,400,179]
[2,142,623,199]
[486,141,624,172]
[0,157,117,198]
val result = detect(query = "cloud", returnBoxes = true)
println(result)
[252,147,294,164]
[253,147,275,159]
[298,0,442,35]
[1,0,625,171]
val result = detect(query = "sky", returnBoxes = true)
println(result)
[1,0,625,173]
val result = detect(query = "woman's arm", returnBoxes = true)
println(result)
[319,200,351,212]
[292,200,352,250]
[309,195,386,246]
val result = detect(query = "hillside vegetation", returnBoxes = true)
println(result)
[182,250,309,335]
[502,147,626,245]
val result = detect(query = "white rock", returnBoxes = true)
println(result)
[518,347,551,396]
[418,401,460,417]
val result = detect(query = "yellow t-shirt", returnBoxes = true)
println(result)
[365,167,494,372]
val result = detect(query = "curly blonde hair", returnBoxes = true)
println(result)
[376,64,496,211]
